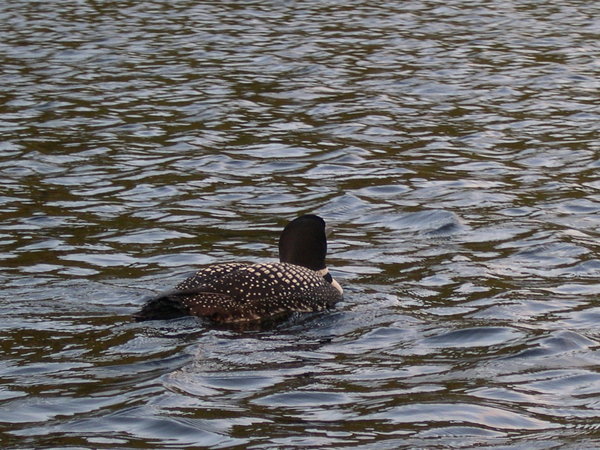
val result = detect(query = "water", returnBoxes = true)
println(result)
[1,0,599,447]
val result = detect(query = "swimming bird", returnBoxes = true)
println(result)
[134,214,343,324]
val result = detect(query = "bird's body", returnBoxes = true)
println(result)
[134,215,343,324]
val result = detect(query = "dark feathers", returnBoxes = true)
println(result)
[134,215,342,324]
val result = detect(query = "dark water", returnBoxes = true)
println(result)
[1,0,599,447]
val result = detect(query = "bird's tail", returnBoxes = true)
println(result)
[133,290,192,322]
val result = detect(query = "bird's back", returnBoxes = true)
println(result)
[135,262,342,323]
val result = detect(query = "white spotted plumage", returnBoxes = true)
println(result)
[135,215,343,324]
[171,262,342,322]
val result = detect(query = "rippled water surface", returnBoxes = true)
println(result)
[1,0,599,447]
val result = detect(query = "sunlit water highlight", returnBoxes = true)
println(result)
[1,0,599,447]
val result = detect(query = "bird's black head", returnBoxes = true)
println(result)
[278,214,327,271]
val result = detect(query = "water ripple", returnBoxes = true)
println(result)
[1,0,599,447]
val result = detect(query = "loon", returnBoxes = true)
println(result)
[134,214,343,324]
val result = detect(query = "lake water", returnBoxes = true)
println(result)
[1,0,599,447]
